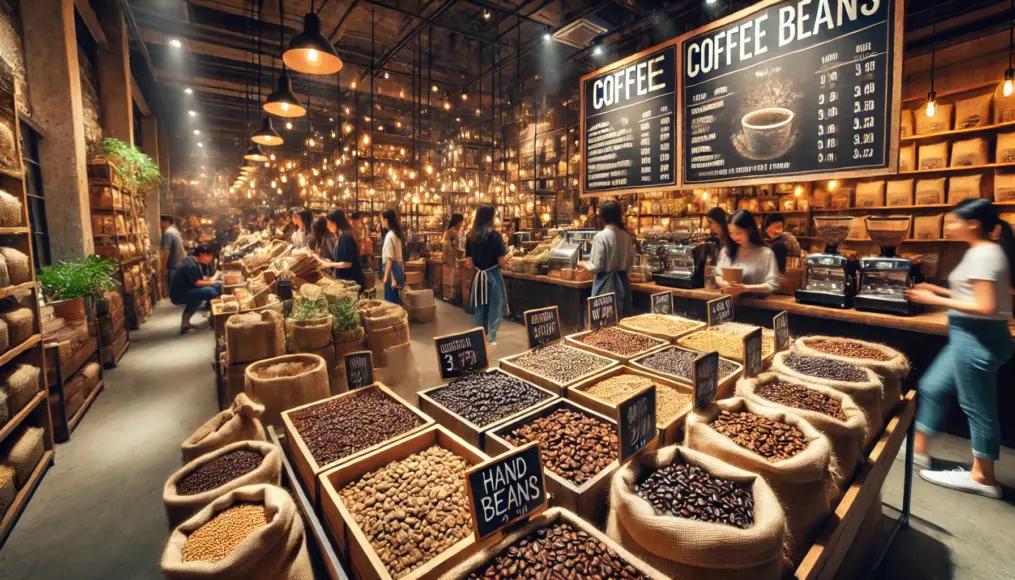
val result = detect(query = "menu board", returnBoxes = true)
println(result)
[524,306,562,349]
[650,292,674,315]
[343,351,374,390]
[581,44,678,195]
[435,328,489,380]
[465,442,547,540]
[707,295,734,327]
[618,386,657,462]
[680,0,902,186]
[692,351,720,410]
[587,293,619,330]
[743,328,764,378]
[773,311,790,352]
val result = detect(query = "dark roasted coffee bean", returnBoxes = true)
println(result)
[429,370,552,426]
[176,450,264,495]
[638,347,739,382]
[711,410,807,462]
[755,381,847,420]
[576,327,662,356]
[634,463,755,528]
[505,408,617,486]
[804,339,892,361]
[783,353,868,383]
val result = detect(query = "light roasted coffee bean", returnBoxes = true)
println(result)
[622,314,701,336]
[583,374,691,423]
[182,503,268,562]
[804,339,892,361]
[511,343,613,384]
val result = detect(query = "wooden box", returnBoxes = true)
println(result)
[417,368,558,452]
[319,425,491,579]
[564,327,668,363]
[677,328,776,366]
[618,314,707,343]
[281,383,434,503]
[567,365,691,446]
[499,344,619,396]
[630,345,743,400]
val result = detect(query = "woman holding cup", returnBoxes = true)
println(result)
[715,210,780,297]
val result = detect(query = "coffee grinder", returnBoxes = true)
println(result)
[795,217,857,308]
[855,216,918,315]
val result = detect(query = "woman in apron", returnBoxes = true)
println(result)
[381,209,405,304]
[466,205,508,345]
[583,200,634,317]
[442,213,464,302]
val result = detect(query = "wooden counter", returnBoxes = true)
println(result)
[502,271,593,333]
[502,270,593,289]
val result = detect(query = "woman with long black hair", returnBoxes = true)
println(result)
[904,198,1014,499]
[326,209,366,292]
[582,200,634,316]
[714,209,780,297]
[290,207,313,249]
[442,213,465,302]
[381,208,405,304]
[466,205,508,345]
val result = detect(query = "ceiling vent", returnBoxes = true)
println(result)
[552,18,608,49]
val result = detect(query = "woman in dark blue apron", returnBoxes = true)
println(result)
[466,205,508,345]
[582,200,634,317]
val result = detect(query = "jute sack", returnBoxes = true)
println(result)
[3,426,44,488]
[181,393,267,463]
[163,440,282,529]
[161,484,313,580]
[607,445,787,580]
[736,373,868,493]
[1,306,33,346]
[0,248,29,284]
[245,354,330,426]
[771,351,884,446]
[793,336,908,420]
[0,388,7,425]
[285,315,333,353]
[225,310,285,364]
[334,327,365,358]
[0,465,14,519]
[356,299,391,318]
[362,304,408,332]
[0,253,9,288]
[367,319,410,367]
[0,190,21,227]
[0,363,39,415]
[685,398,833,564]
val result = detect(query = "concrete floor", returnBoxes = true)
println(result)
[0,298,1012,579]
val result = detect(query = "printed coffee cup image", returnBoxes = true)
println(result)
[741,107,795,159]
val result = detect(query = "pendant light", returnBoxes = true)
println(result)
[926,0,937,117]
[284,1,343,74]
[264,0,307,117]
[243,12,269,165]
[1005,0,1014,96]
[244,143,269,163]
[252,2,283,145]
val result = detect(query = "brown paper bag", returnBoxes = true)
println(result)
[886,180,914,206]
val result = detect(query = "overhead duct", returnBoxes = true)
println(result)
[551,18,608,49]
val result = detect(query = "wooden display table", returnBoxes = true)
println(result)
[501,271,593,333]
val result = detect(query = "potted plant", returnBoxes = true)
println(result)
[38,255,119,322]
[87,138,163,192]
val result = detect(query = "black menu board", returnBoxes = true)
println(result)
[343,351,374,390]
[650,292,674,315]
[743,328,764,378]
[581,44,678,195]
[680,0,902,186]
[435,328,489,380]
[773,311,790,352]
[707,295,734,327]
[587,293,619,330]
[692,351,720,410]
[465,442,547,540]
[618,386,657,462]
[524,306,562,349]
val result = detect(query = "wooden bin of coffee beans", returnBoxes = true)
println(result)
[618,313,707,343]
[417,369,558,452]
[486,399,636,526]
[567,366,692,446]
[281,383,434,503]
[499,342,619,395]
[630,345,743,399]
[318,424,491,580]
[678,323,776,365]
[564,326,668,363]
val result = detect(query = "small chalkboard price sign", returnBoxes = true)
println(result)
[618,385,657,462]
[587,292,618,330]
[743,328,764,378]
[692,351,720,410]
[773,311,790,353]
[650,292,673,315]
[465,441,547,540]
[707,295,733,327]
[524,306,562,349]
[434,327,489,380]
[343,351,374,390]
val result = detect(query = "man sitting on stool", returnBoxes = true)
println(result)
[170,245,222,334]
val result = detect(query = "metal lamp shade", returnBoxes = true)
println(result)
[263,71,306,117]
[251,117,284,146]
[243,144,269,163]
[283,13,343,75]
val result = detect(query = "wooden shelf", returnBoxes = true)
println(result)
[898,161,1015,176]
[902,81,998,104]
[813,204,954,212]
[0,281,35,301]
[0,449,54,547]
[798,235,964,243]
[0,390,45,443]
[0,227,29,235]
[0,335,42,368]
[66,380,103,434]
[901,119,1015,143]
[0,166,24,180]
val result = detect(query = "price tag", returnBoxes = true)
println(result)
[773,311,790,352]
[343,351,374,390]
[434,327,489,380]
[707,295,734,327]
[650,292,673,315]
[743,328,764,378]
[587,292,618,330]
[618,385,657,462]
[465,442,547,541]
[524,306,561,349]
[692,351,720,410]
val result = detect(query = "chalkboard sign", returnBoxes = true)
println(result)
[679,0,903,187]
[465,441,547,540]
[581,44,678,196]
[343,351,374,390]
[692,351,720,410]
[587,293,619,330]
[707,295,733,327]
[773,311,790,352]
[434,328,489,380]
[618,386,657,462]
[650,291,673,315]
[743,328,764,378]
[524,306,562,349]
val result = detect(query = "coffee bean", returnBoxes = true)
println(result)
[466,523,653,580]
[680,326,774,361]
[505,408,618,486]
[583,373,691,423]
[576,327,663,356]
[289,389,423,466]
[638,346,740,382]
[804,338,892,362]
[633,463,755,528]
[755,381,847,420]
[511,343,613,385]
[711,410,807,462]
[176,450,264,496]
[429,370,552,426]
[622,314,702,337]
[182,503,268,563]
[782,353,869,383]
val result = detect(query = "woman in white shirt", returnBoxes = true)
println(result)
[714,210,780,297]
[290,207,312,249]
[582,200,634,317]
[381,208,405,304]
[904,199,1014,499]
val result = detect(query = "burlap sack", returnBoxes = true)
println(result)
[285,315,333,353]
[1,363,39,415]
[900,108,913,137]
[334,327,365,356]
[0,388,7,425]
[356,299,392,318]
[949,138,988,167]
[163,440,282,529]
[916,178,946,205]
[367,320,410,366]
[948,174,984,204]
[1,305,33,346]
[3,426,44,488]
[362,304,408,332]
[0,190,21,227]
[82,362,101,391]
[736,373,868,493]
[955,93,992,128]
[161,484,313,580]
[404,288,434,308]
[376,342,421,408]
[998,132,1015,164]
[0,465,14,519]
[885,179,914,206]
[792,336,908,420]
[0,253,9,288]
[996,172,1015,202]
[899,144,915,172]
[225,310,285,365]
[607,445,787,580]
[245,354,330,426]
[918,142,948,170]
[913,214,943,240]
[181,393,267,463]
[685,398,833,564]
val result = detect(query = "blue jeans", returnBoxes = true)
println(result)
[471,267,506,342]
[916,315,1014,460]
[181,285,222,323]
[383,261,404,305]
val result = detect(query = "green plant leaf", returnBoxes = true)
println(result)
[38,254,119,301]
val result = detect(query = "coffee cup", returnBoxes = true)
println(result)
[742,107,794,157]
[723,267,744,284]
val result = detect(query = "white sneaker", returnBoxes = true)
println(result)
[919,468,1002,499]
[895,443,932,469]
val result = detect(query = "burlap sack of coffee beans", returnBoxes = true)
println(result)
[915,101,953,134]
[245,354,331,426]
[0,253,9,288]
[995,172,1015,202]
[737,373,868,494]
[685,398,833,564]
[854,181,885,207]
[918,142,948,171]
[0,190,21,227]
[949,138,988,167]
[948,174,984,204]
[163,440,282,529]
[181,393,267,463]
[161,484,313,580]
[608,445,787,580]
[885,179,914,206]
[899,144,916,172]
[0,304,32,347]
[3,426,44,488]
[900,108,914,137]
[225,310,286,364]
[285,315,333,353]
[0,248,32,285]
[1,363,39,416]
[0,465,14,519]
[955,93,992,129]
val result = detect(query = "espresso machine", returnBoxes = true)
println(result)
[855,216,918,315]
[653,234,714,289]
[795,217,858,308]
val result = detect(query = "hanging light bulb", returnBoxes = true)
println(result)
[270,153,276,161]
[252,117,283,145]
[284,11,343,74]
[244,144,269,162]
[281,175,288,183]
[925,91,937,117]
[1005,69,1014,98]
[264,70,306,117]
[362,134,370,144]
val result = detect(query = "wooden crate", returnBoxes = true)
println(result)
[618,314,707,343]
[677,328,776,366]
[564,327,668,363]
[417,368,559,452]
[630,345,743,399]
[566,365,691,446]
[499,344,619,396]
[319,425,491,578]
[281,383,434,504]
